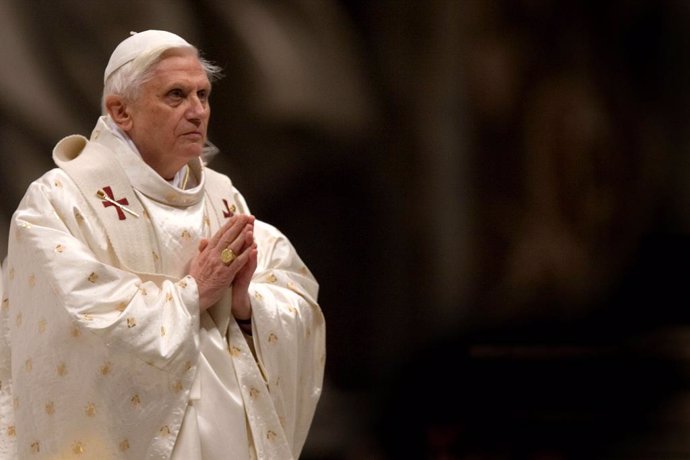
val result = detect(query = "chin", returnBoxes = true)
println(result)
[182,146,204,160]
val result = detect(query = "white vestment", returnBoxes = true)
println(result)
[0,117,326,459]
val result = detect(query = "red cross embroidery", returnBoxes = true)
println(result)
[222,199,235,218]
[100,186,130,220]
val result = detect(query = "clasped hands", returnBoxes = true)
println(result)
[189,213,257,318]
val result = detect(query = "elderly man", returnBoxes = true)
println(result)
[1,30,325,459]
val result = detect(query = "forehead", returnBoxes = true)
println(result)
[148,51,210,87]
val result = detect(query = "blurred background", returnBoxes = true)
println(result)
[1,0,690,458]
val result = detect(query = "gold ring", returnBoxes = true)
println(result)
[221,247,236,265]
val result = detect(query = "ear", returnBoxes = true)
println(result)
[105,95,133,132]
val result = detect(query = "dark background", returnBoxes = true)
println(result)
[2,1,690,458]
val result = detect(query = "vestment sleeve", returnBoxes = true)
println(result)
[247,220,326,455]
[7,171,199,370]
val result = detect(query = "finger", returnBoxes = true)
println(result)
[220,221,254,255]
[227,243,254,271]
[216,229,253,270]
[198,239,209,252]
[244,233,253,250]
[209,215,250,250]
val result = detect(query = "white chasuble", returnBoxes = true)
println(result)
[1,117,326,459]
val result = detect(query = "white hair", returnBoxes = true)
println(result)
[101,46,223,114]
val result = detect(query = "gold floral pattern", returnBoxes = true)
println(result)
[56,362,68,377]
[72,441,84,454]
[229,346,241,357]
[100,361,112,376]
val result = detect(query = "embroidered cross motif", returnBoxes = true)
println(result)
[222,199,236,218]
[98,186,131,220]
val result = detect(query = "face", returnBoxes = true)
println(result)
[120,51,211,179]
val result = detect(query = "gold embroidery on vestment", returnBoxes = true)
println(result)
[229,346,241,357]
[72,441,84,454]
[56,362,68,377]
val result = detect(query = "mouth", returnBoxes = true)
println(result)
[183,132,204,141]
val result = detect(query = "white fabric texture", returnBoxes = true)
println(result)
[1,118,325,459]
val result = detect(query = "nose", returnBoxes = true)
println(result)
[186,96,208,124]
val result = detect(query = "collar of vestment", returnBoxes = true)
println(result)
[51,117,205,274]
[92,116,206,206]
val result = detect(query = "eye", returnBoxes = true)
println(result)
[197,89,209,103]
[168,88,185,99]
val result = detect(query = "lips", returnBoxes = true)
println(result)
[183,131,204,140]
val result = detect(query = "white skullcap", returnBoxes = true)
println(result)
[104,30,193,84]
